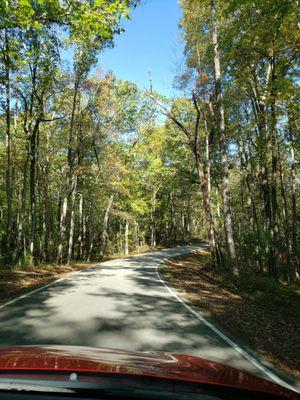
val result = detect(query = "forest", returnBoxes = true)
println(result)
[0,0,299,286]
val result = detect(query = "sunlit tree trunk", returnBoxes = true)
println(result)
[67,176,77,264]
[43,129,51,262]
[64,70,80,264]
[211,2,237,274]
[99,194,114,258]
[57,195,68,264]
[135,221,140,251]
[150,190,158,247]
[82,213,87,260]
[77,193,83,259]
[125,218,129,256]
[29,122,40,264]
[86,203,94,262]
[204,117,221,268]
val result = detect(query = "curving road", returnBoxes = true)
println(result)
[0,244,297,390]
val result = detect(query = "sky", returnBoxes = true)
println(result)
[99,0,185,97]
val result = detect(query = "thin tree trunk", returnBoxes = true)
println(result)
[43,129,51,262]
[16,150,29,261]
[135,221,140,251]
[150,189,158,247]
[195,149,219,268]
[57,195,68,264]
[170,193,176,241]
[77,193,83,259]
[269,56,279,281]
[29,126,38,263]
[99,194,114,258]
[239,141,262,271]
[215,186,222,225]
[125,218,129,256]
[65,72,81,264]
[278,148,292,282]
[211,2,237,274]
[82,213,87,260]
[251,64,275,277]
[204,117,221,268]
[288,112,299,276]
[86,203,94,262]
[4,28,12,261]
[67,176,77,264]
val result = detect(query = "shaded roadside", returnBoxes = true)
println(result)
[162,249,300,380]
[0,262,92,306]
[0,240,194,307]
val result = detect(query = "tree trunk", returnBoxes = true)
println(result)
[269,56,279,281]
[204,118,221,268]
[43,129,51,262]
[125,218,129,256]
[4,28,12,261]
[170,192,176,241]
[99,194,114,258]
[82,213,87,260]
[57,195,68,264]
[65,73,80,264]
[86,203,94,262]
[16,150,29,262]
[135,221,140,251]
[212,3,237,274]
[288,112,299,277]
[67,176,77,264]
[150,189,158,247]
[195,148,219,267]
[77,193,83,259]
[278,148,292,282]
[29,127,38,264]
[239,141,262,271]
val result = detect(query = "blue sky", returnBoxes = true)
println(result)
[99,0,185,97]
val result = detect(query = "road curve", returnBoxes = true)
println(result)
[0,244,297,389]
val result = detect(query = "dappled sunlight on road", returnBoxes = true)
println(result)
[0,244,296,388]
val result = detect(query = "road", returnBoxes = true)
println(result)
[0,244,297,390]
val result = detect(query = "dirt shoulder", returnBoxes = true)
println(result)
[0,241,191,307]
[161,249,300,380]
[0,262,94,306]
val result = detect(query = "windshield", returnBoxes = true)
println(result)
[0,0,299,400]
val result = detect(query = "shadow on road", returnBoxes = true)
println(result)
[0,246,298,387]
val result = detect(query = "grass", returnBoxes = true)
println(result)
[161,250,300,380]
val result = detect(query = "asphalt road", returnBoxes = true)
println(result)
[0,244,297,390]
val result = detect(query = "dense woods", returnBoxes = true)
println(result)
[0,0,299,286]
[175,0,299,282]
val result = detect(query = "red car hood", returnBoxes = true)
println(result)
[0,345,298,399]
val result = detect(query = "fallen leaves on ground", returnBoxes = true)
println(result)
[0,263,92,305]
[162,251,300,380]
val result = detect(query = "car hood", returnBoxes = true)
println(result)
[0,345,298,399]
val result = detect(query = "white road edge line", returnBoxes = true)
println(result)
[0,245,297,393]
[0,245,185,310]
[155,256,298,393]
[0,269,85,310]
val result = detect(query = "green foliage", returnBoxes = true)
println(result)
[178,0,299,280]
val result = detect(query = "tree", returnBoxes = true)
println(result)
[178,0,299,281]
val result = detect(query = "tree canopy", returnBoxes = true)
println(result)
[0,0,298,287]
